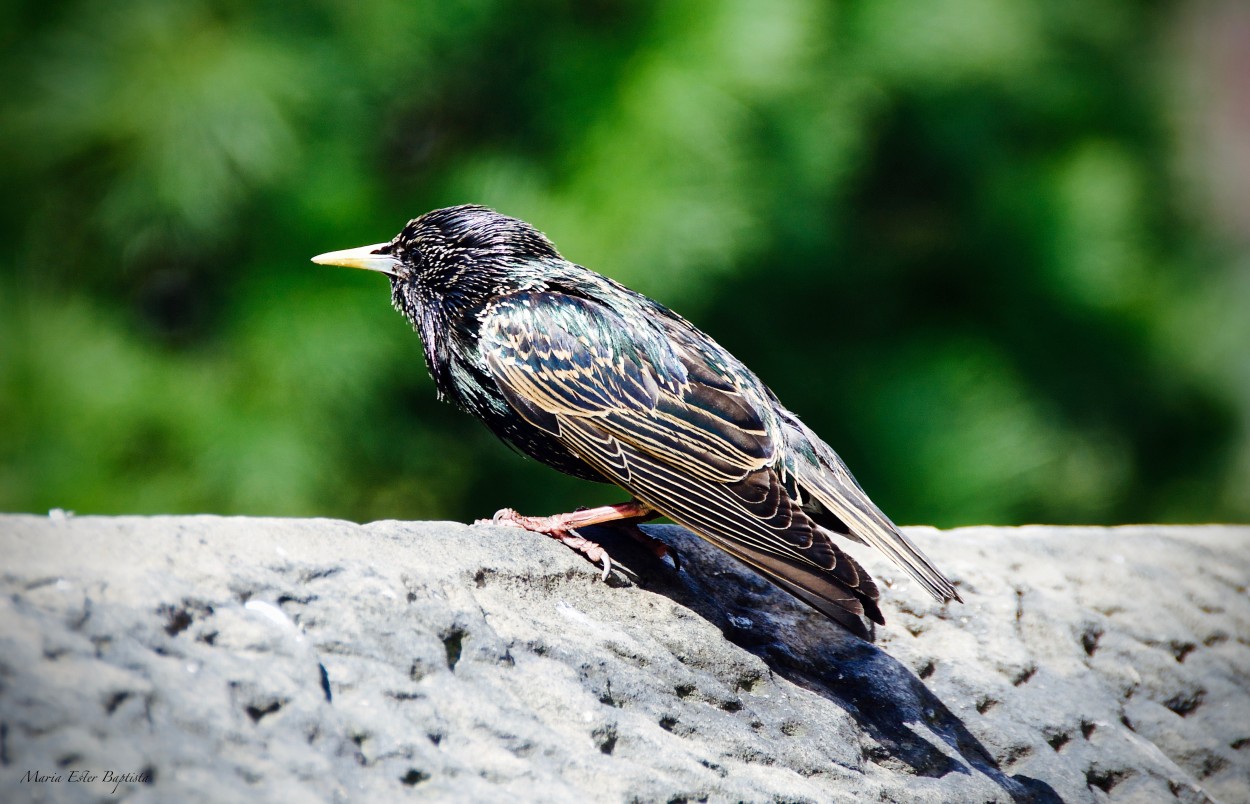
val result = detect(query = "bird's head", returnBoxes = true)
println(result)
[311,205,561,288]
[313,205,566,392]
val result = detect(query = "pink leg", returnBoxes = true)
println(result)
[478,501,669,579]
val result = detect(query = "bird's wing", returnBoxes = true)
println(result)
[479,290,884,635]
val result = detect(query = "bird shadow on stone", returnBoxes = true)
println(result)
[581,523,1062,804]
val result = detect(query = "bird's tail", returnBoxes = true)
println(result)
[780,412,961,603]
[816,482,962,604]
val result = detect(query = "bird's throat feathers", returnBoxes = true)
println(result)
[388,260,548,406]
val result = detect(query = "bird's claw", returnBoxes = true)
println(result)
[476,508,525,528]
[557,531,613,581]
[665,544,682,573]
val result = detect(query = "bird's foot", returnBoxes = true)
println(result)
[482,508,613,580]
[476,501,658,580]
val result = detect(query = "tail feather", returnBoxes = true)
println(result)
[778,410,961,604]
[832,494,962,603]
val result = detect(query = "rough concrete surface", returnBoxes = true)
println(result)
[0,514,1247,803]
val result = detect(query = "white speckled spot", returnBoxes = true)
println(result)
[556,600,592,626]
[245,600,295,631]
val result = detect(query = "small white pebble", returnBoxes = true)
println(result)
[556,600,593,626]
[245,600,296,631]
[48,508,73,521]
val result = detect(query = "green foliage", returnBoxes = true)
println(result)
[1,0,1245,525]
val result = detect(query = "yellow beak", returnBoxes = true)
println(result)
[311,243,400,274]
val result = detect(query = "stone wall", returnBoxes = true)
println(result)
[1,515,1247,802]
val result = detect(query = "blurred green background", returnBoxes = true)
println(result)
[2,0,1247,527]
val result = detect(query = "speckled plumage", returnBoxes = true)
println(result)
[316,205,961,637]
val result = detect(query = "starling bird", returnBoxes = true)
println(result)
[313,205,960,637]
